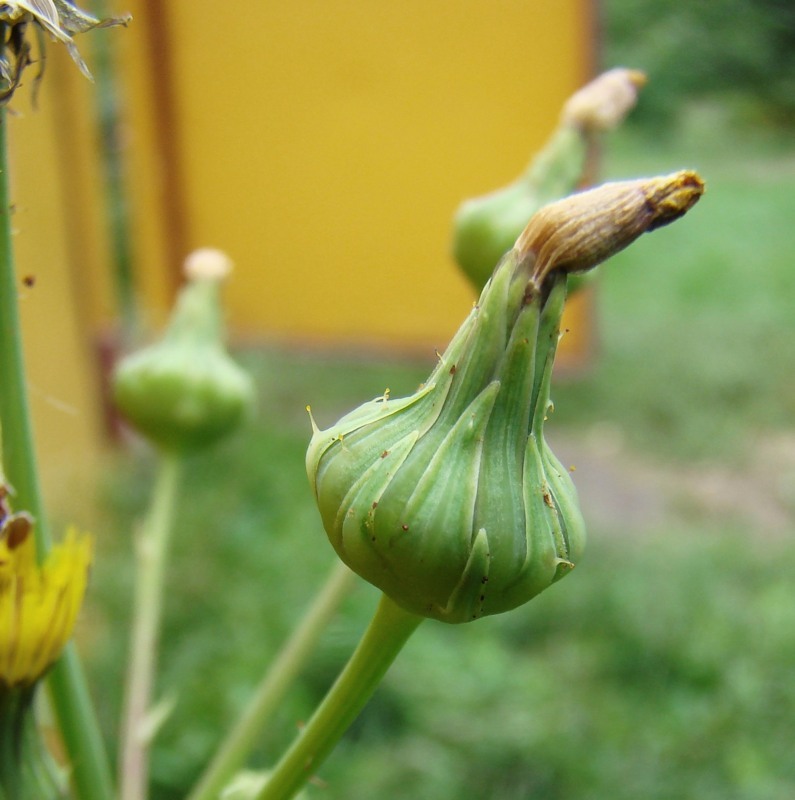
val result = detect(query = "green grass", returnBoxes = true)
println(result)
[554,116,795,462]
[81,121,795,800]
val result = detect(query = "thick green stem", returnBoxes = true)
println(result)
[188,561,357,800]
[119,452,182,800]
[256,593,423,800]
[0,109,115,800]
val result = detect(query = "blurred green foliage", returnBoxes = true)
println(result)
[554,121,795,463]
[603,0,795,126]
[81,124,795,799]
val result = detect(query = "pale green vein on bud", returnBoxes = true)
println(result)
[380,381,500,619]
[308,171,703,625]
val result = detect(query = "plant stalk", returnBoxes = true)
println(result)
[90,0,138,342]
[0,108,115,800]
[255,593,423,800]
[119,451,182,800]
[188,561,357,800]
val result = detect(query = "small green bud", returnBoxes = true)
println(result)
[452,69,646,292]
[113,249,255,452]
[308,172,703,623]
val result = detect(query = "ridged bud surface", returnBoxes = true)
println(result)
[308,174,703,623]
[113,251,254,452]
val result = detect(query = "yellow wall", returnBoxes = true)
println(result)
[7,55,106,507]
[117,0,594,347]
[7,2,593,499]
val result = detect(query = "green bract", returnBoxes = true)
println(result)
[308,172,704,624]
[113,253,254,452]
[308,255,578,623]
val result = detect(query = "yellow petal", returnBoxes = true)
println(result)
[0,527,92,687]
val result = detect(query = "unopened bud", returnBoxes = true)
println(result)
[560,68,647,131]
[452,69,648,291]
[113,250,255,452]
[517,170,705,289]
[308,172,703,623]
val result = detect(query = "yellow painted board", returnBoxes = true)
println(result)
[1,1,594,500]
[6,53,105,506]
[121,1,594,350]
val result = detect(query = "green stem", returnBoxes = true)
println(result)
[188,561,357,800]
[522,124,588,204]
[90,0,138,342]
[46,649,115,799]
[256,593,423,800]
[0,685,30,800]
[119,452,182,800]
[0,109,115,800]
[0,115,46,549]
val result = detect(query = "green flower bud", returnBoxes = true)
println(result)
[113,249,255,452]
[308,172,703,623]
[452,69,646,292]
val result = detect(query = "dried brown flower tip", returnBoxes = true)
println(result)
[561,68,648,132]
[516,170,705,288]
[183,248,233,282]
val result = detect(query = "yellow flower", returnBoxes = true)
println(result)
[0,514,92,688]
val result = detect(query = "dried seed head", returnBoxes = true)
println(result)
[561,68,647,132]
[0,1,130,104]
[516,170,705,288]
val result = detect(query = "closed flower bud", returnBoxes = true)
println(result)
[517,170,705,288]
[113,249,255,452]
[452,69,646,292]
[307,173,703,623]
[560,68,647,132]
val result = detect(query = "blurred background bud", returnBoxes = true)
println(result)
[112,249,255,453]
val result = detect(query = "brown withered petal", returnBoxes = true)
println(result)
[516,170,704,288]
[0,1,129,102]
[560,68,647,132]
